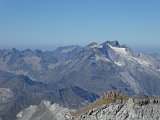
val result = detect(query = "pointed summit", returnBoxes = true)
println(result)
[86,42,102,49]
[103,40,120,47]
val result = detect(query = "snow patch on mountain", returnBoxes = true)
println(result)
[94,54,110,62]
[108,44,128,55]
[108,44,154,68]
[114,62,124,66]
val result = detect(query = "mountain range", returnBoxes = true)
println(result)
[0,41,160,120]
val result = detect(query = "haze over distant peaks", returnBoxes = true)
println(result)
[0,41,160,120]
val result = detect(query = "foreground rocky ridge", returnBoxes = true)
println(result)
[73,90,129,115]
[17,91,160,120]
[74,96,160,120]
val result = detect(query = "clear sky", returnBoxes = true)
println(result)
[0,0,160,52]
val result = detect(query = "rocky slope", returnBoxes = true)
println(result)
[17,90,160,120]
[73,90,129,115]
[16,101,72,120]
[74,90,160,120]
[74,97,160,120]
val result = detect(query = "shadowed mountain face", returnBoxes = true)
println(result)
[0,71,98,120]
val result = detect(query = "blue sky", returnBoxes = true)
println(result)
[0,0,160,52]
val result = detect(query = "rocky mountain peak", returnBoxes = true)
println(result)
[86,42,102,49]
[100,90,129,102]
[34,49,43,55]
[102,41,131,52]
[103,40,120,47]
[90,90,129,105]
[11,48,19,52]
[73,90,129,115]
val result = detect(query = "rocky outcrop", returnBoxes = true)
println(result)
[73,92,160,120]
[16,101,72,120]
[73,90,129,115]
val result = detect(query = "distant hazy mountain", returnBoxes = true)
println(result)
[150,52,160,60]
[53,45,83,62]
[0,45,82,81]
[0,41,160,95]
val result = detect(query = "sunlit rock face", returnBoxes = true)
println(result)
[73,91,160,120]
[16,101,72,120]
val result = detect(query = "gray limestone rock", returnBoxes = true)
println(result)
[74,97,160,120]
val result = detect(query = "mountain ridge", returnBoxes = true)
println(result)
[0,71,98,120]
[0,41,160,120]
[17,90,160,120]
[0,41,160,95]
